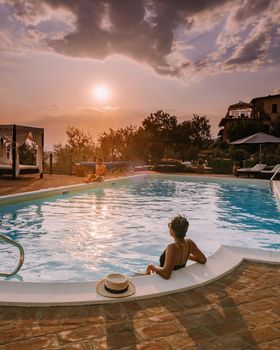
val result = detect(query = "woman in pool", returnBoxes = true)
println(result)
[146,215,207,279]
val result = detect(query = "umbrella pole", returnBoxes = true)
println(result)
[259,144,262,165]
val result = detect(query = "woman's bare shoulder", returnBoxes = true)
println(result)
[167,242,178,250]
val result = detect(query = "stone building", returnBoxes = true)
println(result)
[218,94,280,142]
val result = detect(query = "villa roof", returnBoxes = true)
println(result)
[250,93,280,103]
[228,101,252,110]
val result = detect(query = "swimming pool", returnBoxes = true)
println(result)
[0,175,279,282]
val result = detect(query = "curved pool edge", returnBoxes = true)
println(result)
[0,175,142,206]
[0,173,273,206]
[0,245,279,307]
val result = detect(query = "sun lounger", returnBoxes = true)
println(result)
[236,164,267,177]
[257,164,280,179]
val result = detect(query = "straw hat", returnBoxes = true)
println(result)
[96,273,135,298]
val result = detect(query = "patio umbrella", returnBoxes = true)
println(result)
[231,132,280,164]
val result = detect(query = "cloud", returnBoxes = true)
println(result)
[272,88,280,95]
[1,0,280,78]
[28,107,146,149]
[232,0,274,25]
[191,0,280,75]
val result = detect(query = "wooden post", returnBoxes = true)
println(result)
[49,153,53,175]
[40,132,44,178]
[69,155,73,175]
[12,124,16,179]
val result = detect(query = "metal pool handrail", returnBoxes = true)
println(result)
[0,233,25,277]
[270,166,280,182]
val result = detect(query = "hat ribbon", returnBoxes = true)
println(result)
[104,285,129,294]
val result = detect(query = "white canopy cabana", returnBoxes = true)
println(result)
[0,124,44,179]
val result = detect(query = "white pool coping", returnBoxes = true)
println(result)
[0,173,273,206]
[0,245,279,306]
[0,174,279,306]
[0,175,135,206]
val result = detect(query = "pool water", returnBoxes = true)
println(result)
[0,175,279,282]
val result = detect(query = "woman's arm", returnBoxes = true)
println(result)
[146,244,176,279]
[188,239,207,264]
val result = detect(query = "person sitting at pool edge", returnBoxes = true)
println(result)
[84,158,107,183]
[146,215,207,279]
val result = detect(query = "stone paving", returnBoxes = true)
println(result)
[0,261,280,349]
[0,173,129,196]
[0,172,233,196]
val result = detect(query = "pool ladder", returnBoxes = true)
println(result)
[270,166,280,182]
[0,233,25,277]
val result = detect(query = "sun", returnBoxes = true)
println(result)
[92,84,111,101]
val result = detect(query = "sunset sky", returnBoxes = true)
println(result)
[1,0,280,149]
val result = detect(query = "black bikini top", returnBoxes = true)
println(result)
[159,240,192,270]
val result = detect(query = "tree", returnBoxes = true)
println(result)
[141,110,178,161]
[53,127,95,174]
[173,115,212,160]
[142,110,178,141]
[188,115,211,146]
[225,119,267,142]
[96,126,140,161]
[19,141,36,165]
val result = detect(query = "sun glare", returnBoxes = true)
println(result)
[92,84,111,101]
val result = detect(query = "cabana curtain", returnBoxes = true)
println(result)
[0,124,44,176]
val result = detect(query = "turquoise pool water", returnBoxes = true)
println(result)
[0,175,279,282]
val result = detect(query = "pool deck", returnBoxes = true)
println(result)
[0,172,238,197]
[1,173,280,349]
[0,260,280,349]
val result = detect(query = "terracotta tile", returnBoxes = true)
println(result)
[243,311,280,327]
[198,332,251,350]
[148,312,177,323]
[251,338,280,350]
[0,308,21,327]
[106,330,137,349]
[0,327,32,345]
[38,307,64,326]
[204,319,245,337]
[4,335,59,350]
[105,320,134,334]
[85,305,106,324]
[241,299,277,314]
[156,295,182,312]
[30,324,77,337]
[122,301,143,316]
[138,299,167,316]
[241,325,280,344]
[103,303,128,322]
[58,341,93,349]
[136,321,181,341]
[0,261,279,349]
[61,306,87,324]
[182,304,214,318]
[177,310,219,329]
[165,327,214,348]
[270,296,280,307]
[133,317,152,330]
[57,325,105,345]
[136,338,172,350]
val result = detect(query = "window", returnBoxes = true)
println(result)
[272,104,278,113]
